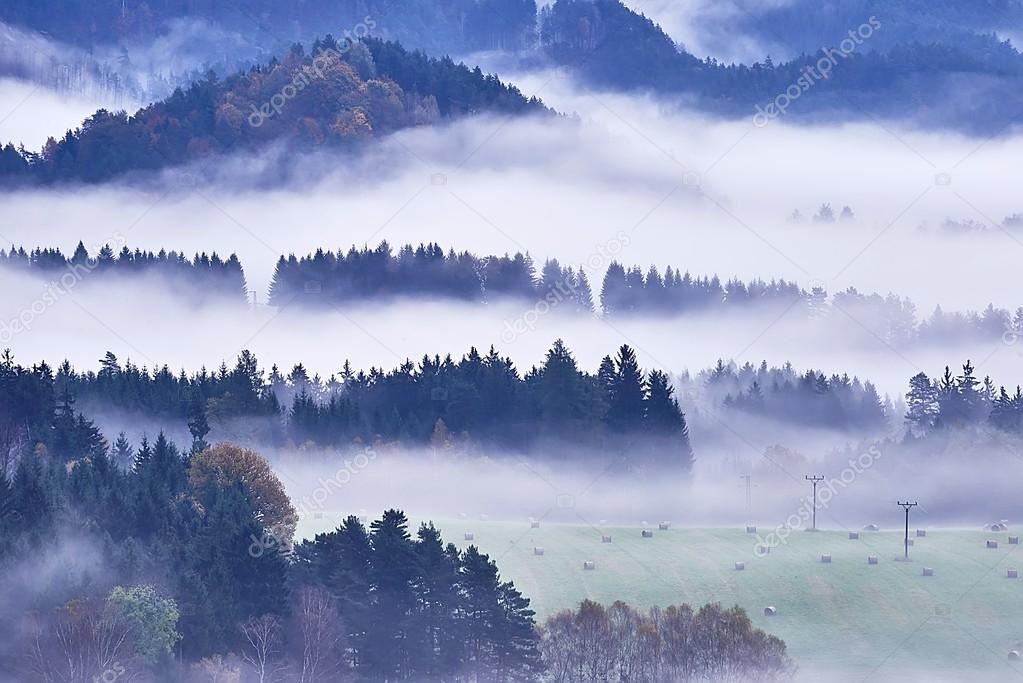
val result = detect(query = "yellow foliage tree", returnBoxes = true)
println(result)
[189,443,297,548]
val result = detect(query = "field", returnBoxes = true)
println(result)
[300,517,1023,681]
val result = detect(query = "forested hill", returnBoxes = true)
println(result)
[539,0,1023,133]
[0,0,538,54]
[723,0,1023,56]
[0,36,549,185]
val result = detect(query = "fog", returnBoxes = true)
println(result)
[4,71,1023,309]
[270,439,1022,543]
[622,0,786,63]
[2,73,1023,404]
[0,77,111,149]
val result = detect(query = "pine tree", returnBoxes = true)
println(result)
[905,372,938,434]
[606,345,645,433]
[110,432,133,469]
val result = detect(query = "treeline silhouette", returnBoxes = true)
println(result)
[906,361,1023,436]
[683,359,889,432]
[6,240,1023,344]
[13,342,694,468]
[269,241,594,309]
[0,241,248,303]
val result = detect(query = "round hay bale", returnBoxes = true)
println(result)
[479,513,489,522]
[658,522,671,531]
[1010,536,1020,545]
[820,554,832,564]
[1009,569,1019,579]
[756,545,770,555]
[763,606,776,616]
[533,546,544,556]
[922,567,934,577]
[1010,650,1021,661]
[583,561,596,571]
[734,561,745,571]
[464,532,475,541]
[916,529,927,537]
[746,525,757,534]
[530,520,540,529]
[864,524,880,531]
[987,540,1000,549]
[849,531,860,540]
[458,512,468,519]
[867,555,879,565]
[601,535,612,544]
[906,539,914,546]
[642,530,654,538]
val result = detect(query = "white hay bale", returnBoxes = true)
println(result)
[1008,569,1019,579]
[479,513,489,521]
[916,529,927,537]
[820,554,832,564]
[906,539,914,546]
[922,567,934,577]
[868,555,879,565]
[1010,650,1021,661]
[313,511,323,519]
[746,525,757,534]
[658,522,671,531]
[1010,536,1019,545]
[464,532,474,541]
[601,535,612,543]
[458,512,467,519]
[987,540,999,549]
[848,531,860,540]
[530,520,540,529]
[583,561,596,570]
[642,530,654,538]
[734,561,745,571]
[756,545,770,555]
[533,546,545,556]
[864,524,880,531]
[763,606,776,616]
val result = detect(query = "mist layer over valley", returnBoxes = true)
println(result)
[4,6,1023,681]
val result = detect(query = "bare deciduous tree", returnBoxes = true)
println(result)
[240,614,286,683]
[539,600,793,682]
[292,586,346,682]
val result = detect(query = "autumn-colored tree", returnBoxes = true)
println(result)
[189,443,297,548]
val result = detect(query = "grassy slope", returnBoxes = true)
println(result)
[299,517,1023,680]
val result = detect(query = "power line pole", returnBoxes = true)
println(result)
[739,474,755,525]
[805,475,825,531]
[898,501,918,560]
